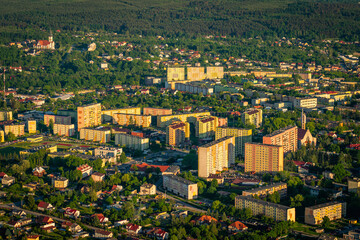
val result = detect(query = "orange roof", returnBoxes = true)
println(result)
[198,215,217,223]
[131,162,169,173]
[38,40,51,46]
[229,221,248,230]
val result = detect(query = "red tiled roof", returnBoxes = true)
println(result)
[126,223,141,231]
[198,215,217,223]
[38,201,49,209]
[38,40,50,46]
[0,172,7,177]
[131,162,169,173]
[229,221,248,230]
[95,229,112,236]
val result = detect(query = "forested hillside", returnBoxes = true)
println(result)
[0,0,359,40]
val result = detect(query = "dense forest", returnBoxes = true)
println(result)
[0,0,360,40]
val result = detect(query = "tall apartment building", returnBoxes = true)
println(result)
[44,114,72,127]
[3,123,25,137]
[305,202,346,225]
[163,174,198,200]
[244,143,284,173]
[113,113,151,128]
[166,121,190,146]
[143,107,172,116]
[79,128,111,143]
[27,120,37,134]
[242,109,263,128]
[235,195,295,222]
[0,111,12,121]
[77,103,101,130]
[157,112,211,128]
[101,107,141,122]
[293,97,317,109]
[196,116,218,138]
[53,124,75,136]
[215,127,252,156]
[115,133,149,151]
[242,183,287,198]
[198,136,235,178]
[263,125,298,153]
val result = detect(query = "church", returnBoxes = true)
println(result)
[35,31,55,50]
[298,110,317,147]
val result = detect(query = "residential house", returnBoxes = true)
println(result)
[126,223,142,234]
[8,220,21,228]
[91,172,105,182]
[11,210,27,218]
[145,228,169,240]
[197,215,217,225]
[64,208,80,218]
[2,176,15,186]
[27,235,40,240]
[0,172,8,179]
[94,229,113,239]
[139,183,156,195]
[52,177,68,189]
[228,221,248,232]
[77,164,93,178]
[92,213,109,224]
[37,216,56,232]
[37,201,54,211]
[32,167,46,177]
[61,221,82,233]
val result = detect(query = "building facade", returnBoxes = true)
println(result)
[348,178,360,193]
[198,136,235,178]
[242,109,263,128]
[157,112,211,128]
[304,202,346,225]
[215,127,252,156]
[52,177,68,189]
[53,124,75,137]
[262,125,298,153]
[27,120,37,134]
[196,116,218,138]
[115,133,149,151]
[113,113,151,128]
[163,175,198,200]
[44,114,72,127]
[0,111,12,121]
[242,183,287,198]
[79,128,111,143]
[101,107,141,122]
[235,195,295,222]
[143,107,172,116]
[244,143,284,173]
[3,123,25,137]
[77,103,102,130]
[293,97,318,109]
[166,121,190,146]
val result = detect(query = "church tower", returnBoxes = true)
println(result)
[301,109,306,130]
[49,30,53,42]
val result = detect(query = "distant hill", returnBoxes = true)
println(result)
[0,0,359,39]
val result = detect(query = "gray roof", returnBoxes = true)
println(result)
[243,182,287,194]
[235,195,293,210]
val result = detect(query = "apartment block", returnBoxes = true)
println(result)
[0,111,12,121]
[166,121,190,146]
[139,183,156,195]
[44,114,72,127]
[27,120,37,134]
[198,136,235,178]
[244,143,284,173]
[3,123,25,137]
[157,112,211,128]
[115,133,149,151]
[143,107,172,116]
[167,67,185,82]
[113,113,151,128]
[215,127,252,156]
[206,66,224,79]
[348,178,360,193]
[235,195,295,222]
[77,103,101,130]
[263,125,298,153]
[293,97,317,109]
[53,124,75,137]
[79,128,111,143]
[94,147,123,158]
[175,82,214,95]
[196,116,218,138]
[52,177,69,189]
[305,202,346,225]
[163,174,198,200]
[242,109,263,128]
[101,107,141,122]
[242,183,287,198]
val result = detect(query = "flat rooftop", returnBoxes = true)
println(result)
[199,136,234,148]
[264,125,297,137]
[236,195,293,210]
